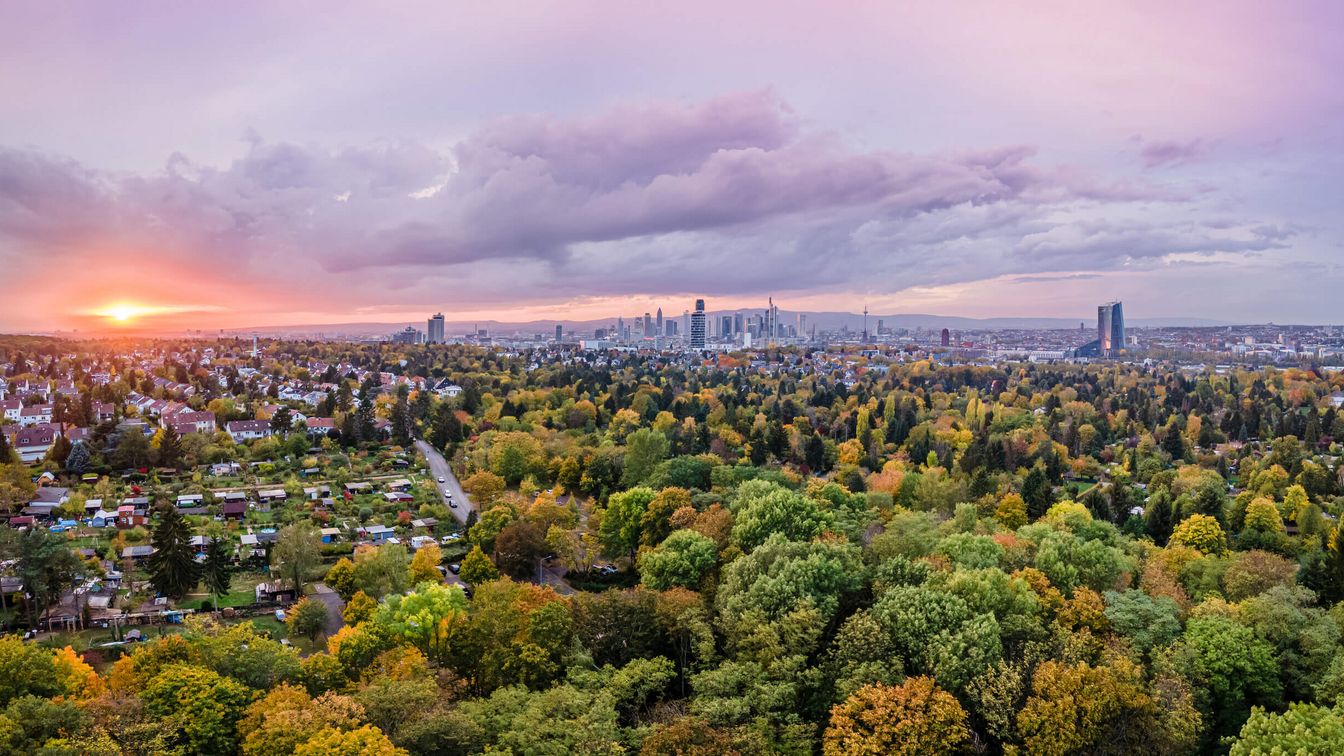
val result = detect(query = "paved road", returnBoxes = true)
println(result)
[310,583,346,636]
[414,439,474,525]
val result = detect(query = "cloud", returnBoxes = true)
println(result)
[0,91,1294,325]
[1139,138,1207,168]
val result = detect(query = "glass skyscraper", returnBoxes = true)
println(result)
[1098,301,1124,356]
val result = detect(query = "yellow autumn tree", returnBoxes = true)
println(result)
[52,646,104,699]
[823,677,969,756]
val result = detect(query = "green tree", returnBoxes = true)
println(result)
[2,527,82,629]
[0,635,60,706]
[157,423,184,468]
[639,529,718,590]
[272,522,323,595]
[286,597,330,641]
[63,440,91,474]
[599,487,656,559]
[460,545,500,585]
[351,544,410,599]
[141,663,254,755]
[146,502,201,599]
[202,536,234,611]
[1230,702,1344,754]
[621,428,670,487]
[1180,614,1282,741]
[729,480,829,552]
[370,583,469,663]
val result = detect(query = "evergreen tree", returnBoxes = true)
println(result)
[63,440,91,475]
[157,423,183,468]
[146,503,200,599]
[1145,489,1175,546]
[1022,466,1054,521]
[0,430,12,463]
[269,406,293,435]
[45,434,71,467]
[1162,426,1185,461]
[201,536,233,611]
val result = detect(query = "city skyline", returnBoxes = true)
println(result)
[2,2,1343,333]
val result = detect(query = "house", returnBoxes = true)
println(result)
[0,398,20,422]
[410,517,438,530]
[22,503,58,520]
[210,462,242,476]
[222,500,247,520]
[319,527,342,543]
[176,494,205,509]
[225,420,272,442]
[166,411,216,434]
[19,405,54,426]
[92,402,116,423]
[360,524,395,543]
[304,417,336,436]
[116,505,146,528]
[433,382,463,399]
[254,581,297,604]
[409,535,437,551]
[121,545,155,563]
[90,510,117,528]
[257,489,287,503]
[344,482,373,495]
[302,485,331,500]
[13,424,59,463]
[32,486,70,507]
[385,478,413,492]
[383,491,414,503]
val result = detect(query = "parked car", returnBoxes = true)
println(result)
[437,476,445,483]
[449,501,458,509]
[448,563,461,574]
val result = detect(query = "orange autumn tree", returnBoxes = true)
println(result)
[822,677,969,756]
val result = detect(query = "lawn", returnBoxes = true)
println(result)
[181,573,265,611]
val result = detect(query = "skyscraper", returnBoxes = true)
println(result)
[643,312,652,338]
[656,307,663,336]
[427,313,445,344]
[555,324,563,343]
[940,328,950,347]
[1098,301,1125,356]
[690,299,706,349]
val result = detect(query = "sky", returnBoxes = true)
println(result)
[1,0,1342,332]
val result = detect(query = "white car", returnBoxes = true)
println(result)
[437,476,445,483]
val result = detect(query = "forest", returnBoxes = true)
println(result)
[3,337,1344,754]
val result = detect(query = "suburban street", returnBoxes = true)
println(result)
[414,439,474,525]
[415,439,573,594]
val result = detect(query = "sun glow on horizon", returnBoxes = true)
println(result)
[82,302,225,326]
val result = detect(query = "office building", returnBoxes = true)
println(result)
[656,308,663,336]
[1098,301,1125,356]
[427,313,445,344]
[391,326,422,345]
[555,324,563,342]
[941,328,950,347]
[690,299,706,349]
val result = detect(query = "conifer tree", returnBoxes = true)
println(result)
[201,536,233,611]
[146,502,200,599]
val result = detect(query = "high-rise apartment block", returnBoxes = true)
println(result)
[690,299,706,348]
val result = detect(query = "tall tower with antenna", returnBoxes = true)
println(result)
[863,305,869,342]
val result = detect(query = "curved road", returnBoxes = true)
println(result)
[414,439,475,525]
[415,438,573,595]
